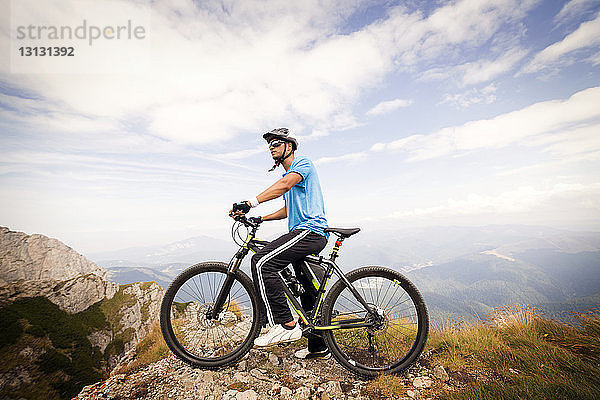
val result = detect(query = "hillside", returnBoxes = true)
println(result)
[406,249,600,323]
[72,307,600,400]
[3,225,599,399]
[0,227,164,400]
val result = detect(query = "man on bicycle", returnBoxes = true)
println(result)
[230,127,330,359]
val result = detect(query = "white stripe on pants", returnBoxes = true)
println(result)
[256,230,311,325]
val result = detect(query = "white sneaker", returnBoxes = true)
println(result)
[254,323,302,347]
[294,348,331,360]
[260,326,270,334]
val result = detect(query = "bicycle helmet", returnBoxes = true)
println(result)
[262,127,298,151]
[263,128,298,171]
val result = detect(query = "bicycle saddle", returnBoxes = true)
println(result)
[324,227,361,237]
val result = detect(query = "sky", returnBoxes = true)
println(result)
[1,0,599,254]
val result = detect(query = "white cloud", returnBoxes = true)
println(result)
[497,151,600,177]
[460,49,527,86]
[523,12,600,74]
[315,151,367,165]
[391,86,600,160]
[213,146,265,160]
[441,84,497,108]
[422,48,527,86]
[0,150,260,183]
[2,0,379,143]
[1,0,543,146]
[537,124,600,156]
[588,51,600,65]
[389,183,600,219]
[554,0,600,25]
[320,86,600,162]
[392,0,539,64]
[366,98,412,116]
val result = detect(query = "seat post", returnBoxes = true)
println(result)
[329,235,345,261]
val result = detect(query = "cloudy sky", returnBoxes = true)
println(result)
[1,0,599,254]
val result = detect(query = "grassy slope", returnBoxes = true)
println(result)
[121,305,600,400]
[112,320,169,375]
[0,297,108,400]
[0,283,144,400]
[6,297,597,400]
[367,305,600,399]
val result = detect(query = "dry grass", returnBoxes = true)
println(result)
[110,303,600,400]
[114,321,170,374]
[364,374,407,399]
[424,305,600,400]
[225,300,245,320]
[329,310,419,367]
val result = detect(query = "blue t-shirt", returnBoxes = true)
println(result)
[283,156,329,238]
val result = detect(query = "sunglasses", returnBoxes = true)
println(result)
[269,140,286,149]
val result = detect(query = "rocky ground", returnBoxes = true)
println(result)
[74,343,453,400]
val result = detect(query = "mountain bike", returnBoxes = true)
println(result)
[160,214,428,378]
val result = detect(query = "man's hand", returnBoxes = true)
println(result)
[248,216,262,225]
[229,201,251,218]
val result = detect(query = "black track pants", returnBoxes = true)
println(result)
[251,229,327,326]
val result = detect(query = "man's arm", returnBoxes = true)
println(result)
[261,205,287,221]
[230,172,301,217]
[255,173,302,204]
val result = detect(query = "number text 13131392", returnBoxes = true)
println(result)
[19,47,75,56]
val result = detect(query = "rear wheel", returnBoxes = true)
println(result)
[160,262,260,368]
[322,266,428,377]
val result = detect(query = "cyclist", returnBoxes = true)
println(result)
[230,127,330,359]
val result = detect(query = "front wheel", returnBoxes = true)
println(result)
[322,266,429,377]
[160,262,260,368]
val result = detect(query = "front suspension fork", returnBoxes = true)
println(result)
[209,255,243,320]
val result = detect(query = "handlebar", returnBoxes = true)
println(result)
[231,213,261,229]
[230,202,262,229]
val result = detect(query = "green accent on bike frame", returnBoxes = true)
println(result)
[311,279,319,290]
[313,269,334,316]
[394,279,402,286]
[315,321,368,330]
[284,293,309,325]
[243,234,253,249]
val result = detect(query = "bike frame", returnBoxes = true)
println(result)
[211,220,377,332]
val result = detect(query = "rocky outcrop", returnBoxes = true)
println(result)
[101,281,164,358]
[77,349,370,400]
[0,273,118,313]
[0,226,106,281]
[123,282,163,343]
[0,226,165,397]
[0,227,119,313]
[75,347,453,400]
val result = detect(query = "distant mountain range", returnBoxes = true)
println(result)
[405,249,600,324]
[90,225,600,324]
[90,234,238,288]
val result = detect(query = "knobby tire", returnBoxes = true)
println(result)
[322,266,429,377]
[159,262,261,369]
